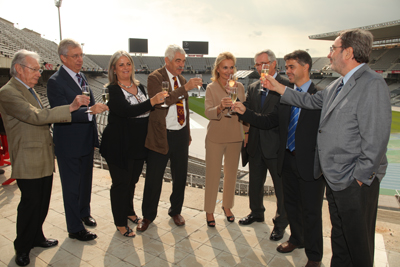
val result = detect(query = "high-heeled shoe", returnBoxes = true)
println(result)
[222,207,235,222]
[206,213,216,227]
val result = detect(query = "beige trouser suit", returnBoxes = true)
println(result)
[204,81,248,213]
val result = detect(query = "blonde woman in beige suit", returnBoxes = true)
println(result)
[204,52,249,227]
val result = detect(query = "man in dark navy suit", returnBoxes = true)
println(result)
[234,50,325,267]
[47,39,108,241]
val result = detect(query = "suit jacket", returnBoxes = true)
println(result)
[0,77,71,179]
[100,83,153,167]
[145,66,191,155]
[281,64,391,190]
[241,82,322,180]
[47,66,99,158]
[243,74,292,158]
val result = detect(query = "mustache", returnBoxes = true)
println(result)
[177,67,184,70]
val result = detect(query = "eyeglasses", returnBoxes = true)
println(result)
[64,53,85,59]
[254,61,271,68]
[20,64,43,74]
[329,45,343,53]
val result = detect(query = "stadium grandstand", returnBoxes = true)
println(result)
[1,17,400,195]
[309,19,400,106]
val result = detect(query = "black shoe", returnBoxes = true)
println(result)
[270,227,284,241]
[81,216,97,227]
[238,214,264,225]
[15,252,30,266]
[222,207,235,222]
[69,229,97,241]
[35,238,58,248]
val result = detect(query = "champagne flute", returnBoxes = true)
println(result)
[82,85,91,113]
[161,81,169,108]
[259,63,269,91]
[102,88,109,104]
[225,74,237,117]
[196,74,203,98]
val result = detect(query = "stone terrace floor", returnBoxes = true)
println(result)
[1,165,400,267]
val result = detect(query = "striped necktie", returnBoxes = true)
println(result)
[172,76,185,125]
[28,88,43,109]
[76,73,87,88]
[333,80,344,100]
[286,88,303,152]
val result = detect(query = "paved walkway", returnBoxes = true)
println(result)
[1,165,400,267]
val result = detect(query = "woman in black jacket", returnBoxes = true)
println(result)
[100,50,166,237]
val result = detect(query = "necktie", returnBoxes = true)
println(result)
[286,88,303,152]
[172,76,185,125]
[260,89,269,107]
[76,73,87,88]
[333,80,344,100]
[28,88,43,109]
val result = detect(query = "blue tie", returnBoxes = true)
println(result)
[333,80,344,100]
[28,88,43,109]
[260,89,268,107]
[287,88,303,152]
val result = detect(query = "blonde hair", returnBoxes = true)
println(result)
[106,50,139,87]
[211,52,237,82]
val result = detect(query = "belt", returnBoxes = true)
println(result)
[286,149,296,156]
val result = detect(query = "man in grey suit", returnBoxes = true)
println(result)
[0,50,89,266]
[262,29,391,267]
[239,49,290,242]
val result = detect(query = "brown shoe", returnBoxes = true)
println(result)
[305,260,321,267]
[276,241,304,253]
[137,218,151,232]
[171,214,185,226]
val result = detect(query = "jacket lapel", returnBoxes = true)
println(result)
[323,64,368,122]
[59,66,84,95]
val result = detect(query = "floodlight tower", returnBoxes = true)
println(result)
[54,0,63,41]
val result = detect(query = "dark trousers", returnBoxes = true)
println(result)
[108,159,144,226]
[326,178,380,267]
[57,151,94,233]
[282,150,325,261]
[14,175,53,253]
[142,126,189,222]
[248,146,288,229]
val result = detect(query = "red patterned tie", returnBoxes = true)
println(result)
[173,76,185,125]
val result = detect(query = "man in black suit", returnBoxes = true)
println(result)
[239,49,290,241]
[234,50,325,267]
[47,39,108,241]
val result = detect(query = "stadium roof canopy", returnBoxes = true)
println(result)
[308,20,400,42]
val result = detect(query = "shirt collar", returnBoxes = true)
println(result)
[294,79,312,93]
[343,63,365,85]
[14,77,30,89]
[62,65,80,78]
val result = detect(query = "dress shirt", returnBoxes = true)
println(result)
[293,79,311,114]
[165,68,187,130]
[343,63,365,85]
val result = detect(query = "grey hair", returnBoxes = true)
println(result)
[106,50,139,87]
[254,49,277,65]
[165,44,186,61]
[58,38,81,57]
[339,29,373,64]
[10,49,40,77]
